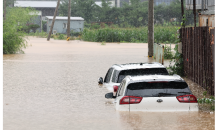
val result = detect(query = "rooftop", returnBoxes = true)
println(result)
[14,1,59,8]
[46,16,84,21]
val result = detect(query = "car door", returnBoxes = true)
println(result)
[114,80,129,111]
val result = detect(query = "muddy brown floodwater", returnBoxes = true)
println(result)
[3,37,214,130]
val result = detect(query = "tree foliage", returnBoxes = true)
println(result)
[3,7,38,54]
[59,0,196,27]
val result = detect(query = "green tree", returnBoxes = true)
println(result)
[3,7,38,54]
[59,0,98,23]
[121,0,148,27]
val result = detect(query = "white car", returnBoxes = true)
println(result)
[105,75,199,112]
[98,62,169,96]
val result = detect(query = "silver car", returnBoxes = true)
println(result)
[98,62,169,96]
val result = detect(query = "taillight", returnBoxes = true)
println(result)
[120,96,142,105]
[113,85,119,92]
[176,95,197,103]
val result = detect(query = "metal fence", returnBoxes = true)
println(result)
[153,43,164,65]
[180,27,215,95]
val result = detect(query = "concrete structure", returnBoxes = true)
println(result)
[154,0,175,6]
[186,0,208,10]
[14,1,59,20]
[185,0,215,27]
[115,0,175,7]
[199,0,215,27]
[95,0,116,7]
[29,11,42,32]
[45,16,84,34]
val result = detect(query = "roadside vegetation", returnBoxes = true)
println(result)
[3,7,38,54]
[82,26,178,43]
[57,0,195,43]
[198,91,215,111]
[23,0,195,43]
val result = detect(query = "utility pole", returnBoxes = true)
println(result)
[67,0,71,39]
[181,0,185,28]
[47,0,61,41]
[193,0,196,27]
[148,0,154,57]
[3,0,6,21]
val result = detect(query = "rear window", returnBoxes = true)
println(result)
[125,81,192,97]
[117,68,168,83]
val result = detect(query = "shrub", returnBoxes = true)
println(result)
[3,7,38,54]
[164,45,174,59]
[90,23,101,30]
[3,23,27,54]
[70,30,81,37]
[82,26,178,43]
[58,34,65,40]
[28,24,40,33]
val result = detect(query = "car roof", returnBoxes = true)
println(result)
[125,75,184,82]
[111,62,166,70]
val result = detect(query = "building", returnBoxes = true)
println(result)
[186,0,208,10]
[115,0,175,7]
[154,0,175,6]
[14,0,60,32]
[95,0,116,7]
[45,16,84,34]
[199,0,215,27]
[185,0,215,27]
[14,1,59,21]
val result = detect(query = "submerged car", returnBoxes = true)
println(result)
[98,62,169,95]
[105,75,198,112]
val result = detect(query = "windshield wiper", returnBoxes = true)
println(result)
[157,93,176,97]
[177,92,191,94]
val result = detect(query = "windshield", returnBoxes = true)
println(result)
[117,68,168,83]
[125,81,192,97]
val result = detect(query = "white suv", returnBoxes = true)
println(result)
[98,62,169,95]
[105,75,199,112]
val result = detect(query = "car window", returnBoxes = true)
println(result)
[119,80,126,96]
[117,82,123,97]
[125,81,192,97]
[117,80,126,96]
[104,68,114,83]
[112,69,118,83]
[117,68,169,83]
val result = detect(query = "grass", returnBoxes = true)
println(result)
[25,30,48,38]
[101,41,106,45]
[82,26,179,43]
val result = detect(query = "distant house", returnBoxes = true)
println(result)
[113,0,175,7]
[45,16,84,34]
[14,0,61,32]
[14,1,59,20]
[199,0,215,27]
[185,0,215,27]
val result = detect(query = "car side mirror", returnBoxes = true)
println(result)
[105,92,116,99]
[98,77,103,84]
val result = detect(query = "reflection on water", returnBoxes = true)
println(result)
[3,37,214,130]
[118,112,214,130]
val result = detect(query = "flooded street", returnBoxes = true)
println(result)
[3,37,214,130]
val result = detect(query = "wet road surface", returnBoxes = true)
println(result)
[3,37,215,130]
